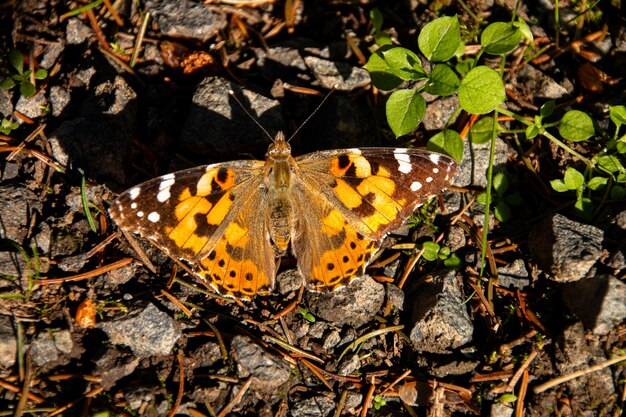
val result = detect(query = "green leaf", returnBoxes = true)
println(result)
[470,116,501,145]
[364,45,426,90]
[476,191,487,204]
[617,141,626,154]
[609,105,626,128]
[540,101,555,118]
[458,66,506,115]
[550,179,570,192]
[564,167,584,190]
[525,124,540,139]
[0,78,16,90]
[386,89,426,137]
[8,50,24,75]
[493,172,509,194]
[375,32,393,46]
[587,176,608,191]
[425,64,460,96]
[82,176,98,233]
[443,253,462,269]
[455,58,473,77]
[427,129,464,162]
[19,82,36,98]
[481,21,523,55]
[514,19,534,44]
[597,155,624,174]
[438,246,451,258]
[418,16,461,62]
[494,201,511,222]
[370,8,383,31]
[34,68,48,80]
[422,241,440,261]
[504,192,524,206]
[574,197,594,219]
[610,185,626,199]
[559,110,595,142]
[497,394,518,403]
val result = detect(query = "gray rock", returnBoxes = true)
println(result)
[554,322,616,410]
[562,275,626,335]
[422,95,460,132]
[303,56,371,91]
[0,86,12,118]
[257,46,308,74]
[385,283,405,312]
[230,335,291,391]
[49,85,71,117]
[65,18,93,45]
[0,184,42,244]
[408,270,473,353]
[490,403,514,417]
[509,65,572,100]
[454,137,508,188]
[39,44,64,70]
[528,214,603,283]
[427,358,479,378]
[277,268,304,295]
[0,316,16,368]
[146,0,226,42]
[98,302,181,357]
[289,394,335,417]
[497,259,530,289]
[15,90,48,119]
[30,329,74,367]
[322,329,341,350]
[49,76,136,183]
[180,76,285,157]
[336,353,360,376]
[305,276,385,327]
[94,349,140,390]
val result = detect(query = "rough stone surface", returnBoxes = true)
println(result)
[454,137,508,188]
[422,95,460,131]
[276,268,304,295]
[94,349,141,390]
[510,64,572,99]
[30,329,74,367]
[408,270,473,354]
[180,76,285,157]
[146,0,226,42]
[528,214,603,283]
[0,184,42,244]
[65,18,93,45]
[562,275,626,335]
[553,322,616,412]
[385,283,405,312]
[15,90,48,119]
[497,258,530,289]
[303,56,371,91]
[49,85,71,117]
[0,315,16,368]
[230,335,291,391]
[490,403,514,417]
[305,276,385,327]
[289,393,336,417]
[0,85,12,118]
[98,302,181,357]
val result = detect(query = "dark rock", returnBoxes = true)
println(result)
[554,322,616,412]
[0,315,16,368]
[497,259,530,289]
[528,214,603,283]
[15,90,47,119]
[336,353,360,376]
[305,276,385,327]
[0,184,42,244]
[256,46,308,75]
[49,76,136,183]
[562,274,626,335]
[289,393,335,417]
[94,349,140,390]
[408,270,473,353]
[509,65,572,100]
[30,329,74,368]
[385,283,405,312]
[65,18,93,45]
[49,85,71,117]
[303,56,370,91]
[277,268,304,295]
[0,86,12,118]
[230,335,291,391]
[454,137,508,188]
[98,302,181,357]
[180,76,285,157]
[145,0,226,42]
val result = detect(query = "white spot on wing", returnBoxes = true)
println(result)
[131,202,137,209]
[148,212,160,223]
[410,181,422,191]
[137,211,144,218]
[347,148,362,155]
[159,178,175,191]
[157,188,171,202]
[426,177,433,183]
[433,167,439,174]
[129,187,141,200]
[394,150,412,174]
[429,153,440,164]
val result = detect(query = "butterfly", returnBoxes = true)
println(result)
[109,132,459,300]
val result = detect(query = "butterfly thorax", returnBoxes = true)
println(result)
[265,132,297,253]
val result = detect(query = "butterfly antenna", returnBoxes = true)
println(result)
[228,89,274,143]
[287,84,337,143]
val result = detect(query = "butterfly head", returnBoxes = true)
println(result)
[266,131,292,159]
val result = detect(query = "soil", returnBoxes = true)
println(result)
[0,1,625,416]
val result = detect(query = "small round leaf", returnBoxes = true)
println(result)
[386,89,426,137]
[558,110,594,142]
[459,66,506,115]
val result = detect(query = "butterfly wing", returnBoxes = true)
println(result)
[293,148,458,291]
[109,160,276,298]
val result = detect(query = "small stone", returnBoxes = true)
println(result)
[529,214,603,283]
[497,259,530,289]
[145,0,226,42]
[422,95,460,132]
[94,349,140,390]
[230,335,291,391]
[305,276,385,327]
[0,315,16,368]
[66,18,93,45]
[385,283,405,311]
[490,403,514,417]
[0,86,12,118]
[15,90,48,119]
[289,393,335,417]
[98,302,181,357]
[408,270,473,354]
[510,64,572,100]
[303,56,371,91]
[336,353,360,376]
[562,275,626,335]
[276,268,304,295]
[427,359,480,378]
[0,184,42,244]
[49,86,71,117]
[322,329,341,350]
[454,138,508,188]
[30,329,74,367]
